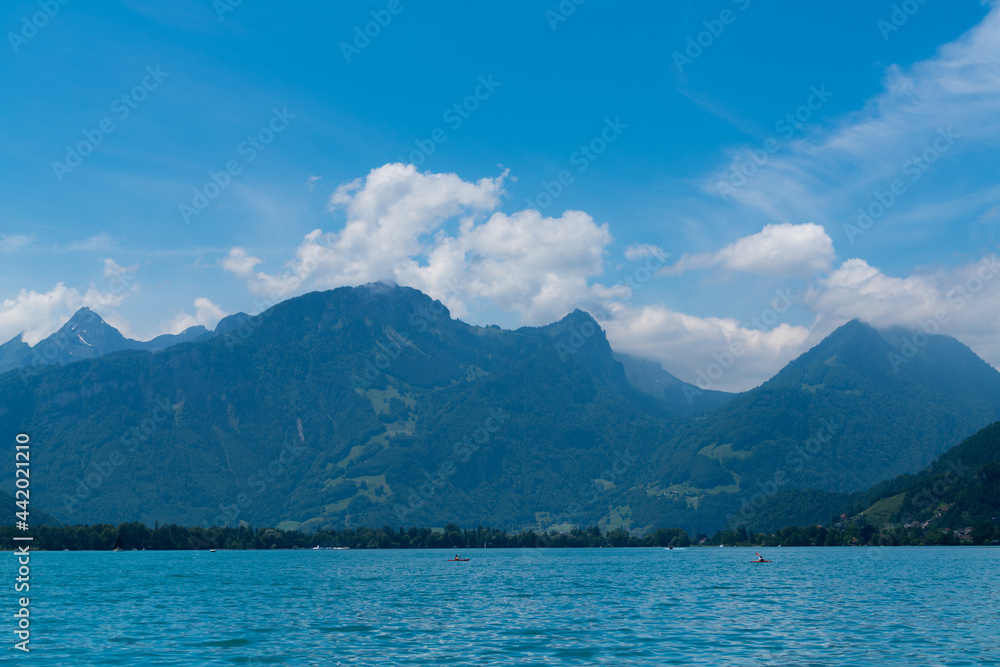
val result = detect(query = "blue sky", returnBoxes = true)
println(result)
[2,0,999,390]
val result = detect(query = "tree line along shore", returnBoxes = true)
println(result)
[4,519,998,551]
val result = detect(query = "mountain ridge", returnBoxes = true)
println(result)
[0,308,239,376]
[2,286,998,535]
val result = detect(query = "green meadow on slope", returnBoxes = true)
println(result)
[2,286,999,535]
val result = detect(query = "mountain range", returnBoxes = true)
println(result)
[637,319,1000,532]
[734,420,1000,543]
[2,284,999,535]
[0,307,255,376]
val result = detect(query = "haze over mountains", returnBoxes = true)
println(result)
[0,307,254,375]
[736,421,1000,541]
[643,319,1000,527]
[2,284,998,535]
[0,307,201,372]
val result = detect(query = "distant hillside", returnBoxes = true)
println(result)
[734,422,1000,543]
[1,490,61,527]
[614,352,733,414]
[3,290,999,536]
[0,286,688,531]
[849,422,1000,539]
[628,320,1000,532]
[0,308,230,376]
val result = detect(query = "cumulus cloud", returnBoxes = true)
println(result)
[0,257,142,344]
[661,223,835,277]
[224,163,614,324]
[217,159,999,391]
[600,301,811,392]
[163,297,227,334]
[611,253,1000,391]
[806,254,1000,356]
[0,284,131,345]
[808,258,942,327]
[412,208,611,322]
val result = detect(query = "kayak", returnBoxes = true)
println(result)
[752,559,772,563]
[448,558,470,561]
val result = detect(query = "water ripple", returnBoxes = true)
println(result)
[2,547,997,665]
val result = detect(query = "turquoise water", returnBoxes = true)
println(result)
[3,547,998,665]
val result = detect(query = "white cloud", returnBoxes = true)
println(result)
[59,232,115,253]
[224,163,614,324]
[0,282,133,345]
[662,223,835,277]
[600,301,811,392]
[102,258,137,281]
[702,4,1000,224]
[0,257,143,344]
[0,234,36,252]
[624,243,668,261]
[163,297,227,335]
[808,258,941,326]
[806,254,1000,356]
[305,175,322,191]
[425,208,609,322]
[602,252,1000,391]
[217,157,1000,392]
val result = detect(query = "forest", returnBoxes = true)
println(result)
[1,522,693,551]
[5,515,998,551]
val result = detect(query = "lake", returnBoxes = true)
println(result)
[4,546,997,665]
